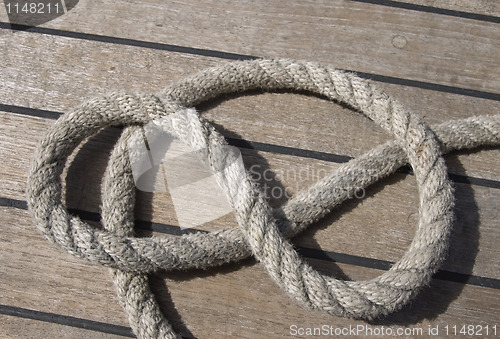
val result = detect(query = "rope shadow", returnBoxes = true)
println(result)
[369,152,480,326]
[123,88,359,336]
[63,92,484,335]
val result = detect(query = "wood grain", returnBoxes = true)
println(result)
[0,0,498,338]
[0,33,498,176]
[25,0,500,93]
[0,111,498,277]
[0,315,130,339]
[398,0,500,17]
[1,207,499,338]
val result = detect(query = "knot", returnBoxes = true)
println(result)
[26,59,500,339]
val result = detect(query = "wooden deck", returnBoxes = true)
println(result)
[0,1,499,338]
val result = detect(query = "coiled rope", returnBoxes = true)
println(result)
[27,59,500,338]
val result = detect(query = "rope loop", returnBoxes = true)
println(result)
[27,59,500,338]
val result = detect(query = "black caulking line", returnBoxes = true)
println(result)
[0,22,499,101]
[1,104,498,189]
[0,304,135,337]
[350,0,500,24]
[2,196,499,289]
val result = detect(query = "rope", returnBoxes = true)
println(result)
[26,59,500,338]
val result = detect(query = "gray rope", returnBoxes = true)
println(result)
[26,59,500,339]
[106,114,499,339]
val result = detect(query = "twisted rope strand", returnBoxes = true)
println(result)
[102,126,180,339]
[106,111,499,337]
[26,59,500,339]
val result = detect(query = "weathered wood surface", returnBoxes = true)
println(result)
[0,1,498,338]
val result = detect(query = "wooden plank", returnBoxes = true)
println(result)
[0,26,498,272]
[10,0,497,93]
[0,26,498,121]
[0,112,498,279]
[1,206,499,338]
[0,33,498,177]
[396,0,500,17]
[1,0,497,28]
[0,29,497,302]
[2,111,498,337]
[0,315,129,339]
[0,206,130,327]
[0,0,499,337]
[160,264,500,338]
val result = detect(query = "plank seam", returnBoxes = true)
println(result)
[0,304,135,338]
[0,22,499,101]
[1,104,499,190]
[350,0,500,24]
[2,197,498,289]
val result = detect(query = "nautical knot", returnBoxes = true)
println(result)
[27,59,500,339]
